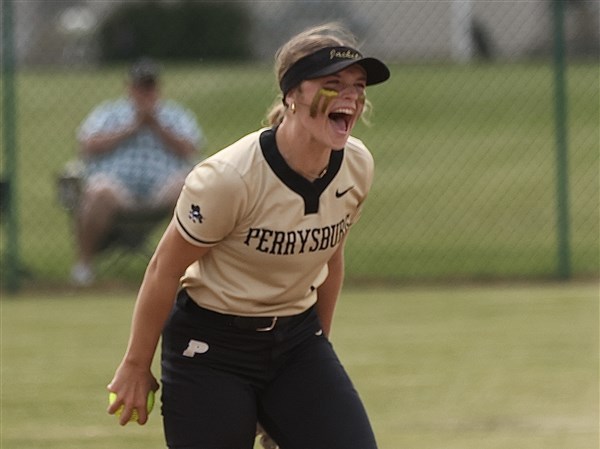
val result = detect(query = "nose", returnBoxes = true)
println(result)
[338,84,362,99]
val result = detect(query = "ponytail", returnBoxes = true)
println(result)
[265,99,287,127]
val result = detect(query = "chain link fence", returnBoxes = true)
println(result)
[1,0,598,289]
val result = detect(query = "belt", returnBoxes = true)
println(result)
[177,290,311,332]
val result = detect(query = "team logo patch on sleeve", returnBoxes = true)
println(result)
[189,204,203,223]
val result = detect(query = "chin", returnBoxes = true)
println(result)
[328,132,351,149]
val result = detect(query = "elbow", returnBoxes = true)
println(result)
[146,250,185,286]
[182,141,198,159]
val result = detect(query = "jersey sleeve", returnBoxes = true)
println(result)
[347,138,375,226]
[175,158,248,246]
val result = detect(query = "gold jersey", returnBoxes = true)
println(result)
[175,127,374,316]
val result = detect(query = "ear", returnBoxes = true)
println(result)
[283,86,300,107]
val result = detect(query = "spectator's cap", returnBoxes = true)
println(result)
[129,58,160,86]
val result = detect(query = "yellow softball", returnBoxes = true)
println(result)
[108,390,155,421]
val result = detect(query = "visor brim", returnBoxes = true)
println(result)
[304,57,390,86]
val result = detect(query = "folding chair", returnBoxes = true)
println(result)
[56,160,171,265]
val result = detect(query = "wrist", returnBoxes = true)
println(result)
[122,354,153,371]
[124,123,139,137]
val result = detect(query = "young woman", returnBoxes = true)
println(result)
[107,23,390,449]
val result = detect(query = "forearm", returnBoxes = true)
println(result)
[108,221,210,424]
[80,126,137,156]
[151,122,197,159]
[120,221,211,368]
[121,255,181,369]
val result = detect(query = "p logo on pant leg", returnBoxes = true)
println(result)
[183,339,210,357]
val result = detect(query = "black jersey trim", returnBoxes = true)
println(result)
[176,212,220,246]
[259,127,343,215]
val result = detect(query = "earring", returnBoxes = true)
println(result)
[290,102,296,114]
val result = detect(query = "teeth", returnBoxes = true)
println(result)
[331,108,354,115]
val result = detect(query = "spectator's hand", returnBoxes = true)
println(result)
[136,106,160,130]
[137,93,157,114]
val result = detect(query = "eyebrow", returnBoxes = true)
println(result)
[324,72,368,82]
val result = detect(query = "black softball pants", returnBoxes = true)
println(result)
[160,290,378,449]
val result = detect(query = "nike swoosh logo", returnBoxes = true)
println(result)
[335,186,355,198]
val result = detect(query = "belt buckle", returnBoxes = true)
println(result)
[256,317,278,332]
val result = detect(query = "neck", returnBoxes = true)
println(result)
[275,121,331,181]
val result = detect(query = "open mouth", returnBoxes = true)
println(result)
[328,108,354,133]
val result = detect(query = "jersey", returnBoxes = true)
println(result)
[174,127,374,316]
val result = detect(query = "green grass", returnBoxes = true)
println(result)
[2,283,598,448]
[0,62,598,285]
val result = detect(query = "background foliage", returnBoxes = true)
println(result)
[98,1,252,62]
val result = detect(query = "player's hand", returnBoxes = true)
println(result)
[107,363,159,426]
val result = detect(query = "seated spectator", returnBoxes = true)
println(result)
[71,58,204,286]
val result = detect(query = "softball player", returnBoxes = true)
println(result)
[107,22,390,449]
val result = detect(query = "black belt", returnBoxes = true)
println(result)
[177,290,311,332]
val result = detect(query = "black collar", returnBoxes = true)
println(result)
[259,128,343,215]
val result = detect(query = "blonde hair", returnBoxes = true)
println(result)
[265,23,373,127]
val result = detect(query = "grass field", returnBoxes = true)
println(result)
[1,282,597,448]
[0,62,597,285]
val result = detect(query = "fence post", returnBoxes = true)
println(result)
[450,0,474,62]
[1,0,21,292]
[551,0,571,279]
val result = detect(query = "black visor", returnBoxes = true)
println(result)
[280,46,390,96]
